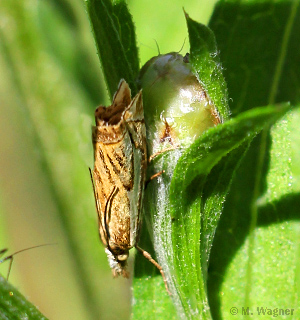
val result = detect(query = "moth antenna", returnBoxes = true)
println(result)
[153,39,161,55]
[0,243,56,280]
[178,38,186,53]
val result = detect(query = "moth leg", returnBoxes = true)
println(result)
[148,146,179,162]
[135,245,171,295]
[145,170,165,189]
[149,170,164,180]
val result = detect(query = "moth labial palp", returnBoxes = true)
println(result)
[90,79,170,294]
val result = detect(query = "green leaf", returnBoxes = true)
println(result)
[134,103,290,320]
[209,1,300,114]
[207,1,300,319]
[38,0,106,106]
[0,275,48,320]
[208,108,300,320]
[86,0,139,99]
[185,12,230,121]
[168,104,290,319]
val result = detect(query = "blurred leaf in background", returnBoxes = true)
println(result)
[0,0,122,319]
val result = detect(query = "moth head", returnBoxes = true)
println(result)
[105,247,129,278]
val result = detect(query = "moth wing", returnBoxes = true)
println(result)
[113,79,131,107]
[89,168,109,245]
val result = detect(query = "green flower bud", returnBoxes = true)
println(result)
[138,52,222,149]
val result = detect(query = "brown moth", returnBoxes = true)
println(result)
[90,80,168,290]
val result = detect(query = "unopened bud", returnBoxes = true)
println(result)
[139,52,222,147]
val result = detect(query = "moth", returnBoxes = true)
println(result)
[90,80,168,291]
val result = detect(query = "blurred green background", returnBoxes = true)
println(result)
[0,1,218,319]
